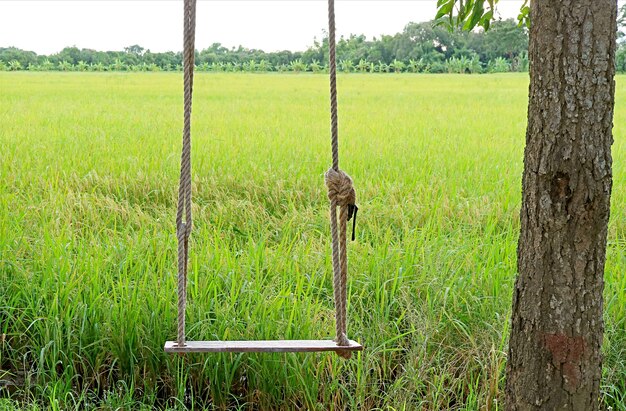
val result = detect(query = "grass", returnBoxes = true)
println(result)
[0,72,624,410]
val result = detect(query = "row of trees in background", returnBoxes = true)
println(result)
[1,19,529,74]
[0,55,519,74]
[0,54,521,74]
[0,56,528,74]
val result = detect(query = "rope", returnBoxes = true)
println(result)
[172,0,356,356]
[176,0,196,347]
[325,0,357,359]
[328,0,339,172]
[325,170,355,353]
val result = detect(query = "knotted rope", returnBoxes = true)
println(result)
[173,0,357,356]
[176,0,196,347]
[326,0,358,359]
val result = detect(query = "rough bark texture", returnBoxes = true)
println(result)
[505,1,617,410]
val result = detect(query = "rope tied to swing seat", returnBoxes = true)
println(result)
[169,0,362,358]
[325,0,360,359]
[176,0,196,348]
[325,168,358,359]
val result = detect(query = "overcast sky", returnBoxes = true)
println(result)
[2,1,526,54]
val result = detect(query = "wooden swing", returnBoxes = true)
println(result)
[164,0,362,357]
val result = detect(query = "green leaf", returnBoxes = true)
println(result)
[462,1,484,31]
[517,5,531,28]
[435,0,455,21]
[480,10,493,30]
[517,0,531,28]
[458,0,471,22]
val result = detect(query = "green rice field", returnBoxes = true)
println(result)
[0,72,625,409]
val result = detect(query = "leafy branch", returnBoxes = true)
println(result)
[435,0,530,31]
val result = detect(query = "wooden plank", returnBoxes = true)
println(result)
[164,339,363,353]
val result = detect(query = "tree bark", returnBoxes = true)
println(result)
[505,1,617,410]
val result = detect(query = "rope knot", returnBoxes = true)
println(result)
[325,168,356,207]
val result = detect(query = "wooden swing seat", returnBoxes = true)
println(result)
[164,339,363,353]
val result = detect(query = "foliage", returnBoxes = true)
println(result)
[7,60,21,71]
[619,4,626,42]
[309,59,322,73]
[390,59,405,73]
[436,0,530,30]
[289,58,306,72]
[435,0,498,31]
[1,72,625,410]
[487,56,511,73]
[0,19,529,74]
[339,59,354,73]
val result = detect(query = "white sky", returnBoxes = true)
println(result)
[1,1,526,54]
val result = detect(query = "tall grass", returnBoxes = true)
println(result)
[0,72,624,410]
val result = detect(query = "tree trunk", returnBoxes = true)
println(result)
[505,1,617,410]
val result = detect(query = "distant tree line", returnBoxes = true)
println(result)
[616,4,626,72]
[1,19,531,74]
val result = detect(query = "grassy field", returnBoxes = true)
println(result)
[0,72,624,410]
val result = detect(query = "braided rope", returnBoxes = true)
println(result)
[328,0,339,172]
[173,0,355,356]
[176,0,196,347]
[325,169,355,358]
[326,0,357,359]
